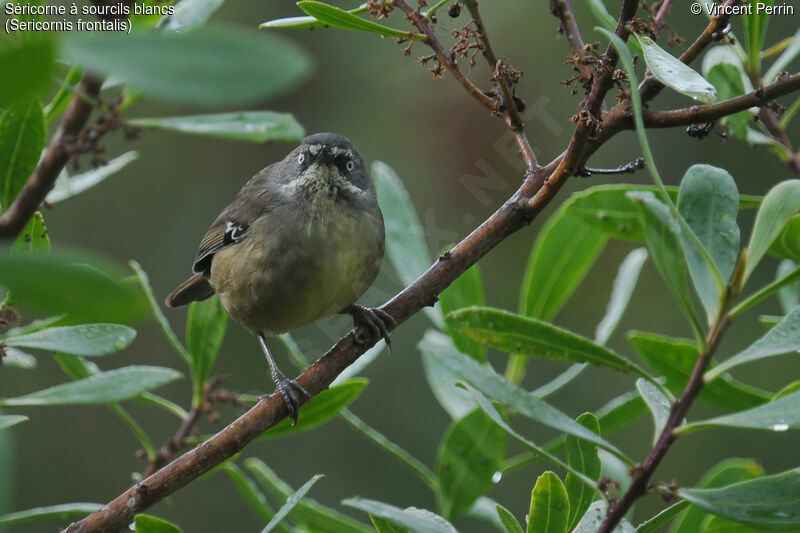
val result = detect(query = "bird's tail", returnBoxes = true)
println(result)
[165,273,215,307]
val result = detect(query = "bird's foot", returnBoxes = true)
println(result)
[343,304,396,351]
[269,368,310,425]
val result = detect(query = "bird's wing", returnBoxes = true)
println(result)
[191,167,276,274]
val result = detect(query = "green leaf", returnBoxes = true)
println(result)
[745,181,800,283]
[223,464,274,523]
[261,4,369,30]
[421,332,477,419]
[574,501,635,533]
[636,501,690,533]
[0,503,103,526]
[262,474,324,533]
[46,151,139,204]
[0,365,182,406]
[128,112,305,144]
[439,262,487,362]
[446,307,652,379]
[743,0,771,76]
[702,515,800,532]
[0,97,45,212]
[12,211,49,255]
[0,37,55,105]
[627,191,703,336]
[636,378,672,443]
[595,389,649,437]
[2,347,36,369]
[295,1,426,41]
[63,25,311,106]
[707,305,800,381]
[677,389,800,434]
[527,471,569,533]
[162,0,224,31]
[565,413,601,531]
[706,64,749,139]
[342,498,457,533]
[420,330,626,459]
[4,324,136,356]
[769,217,800,263]
[496,504,524,533]
[245,458,374,533]
[595,247,647,345]
[746,128,794,162]
[679,467,800,529]
[0,252,148,324]
[670,458,764,533]
[0,414,28,431]
[519,207,607,321]
[371,514,409,533]
[261,378,368,438]
[135,514,183,533]
[187,296,227,403]
[586,0,615,30]
[765,28,800,83]
[677,165,740,323]
[372,161,438,326]
[436,409,506,520]
[634,34,716,104]
[628,331,770,410]
[44,65,84,125]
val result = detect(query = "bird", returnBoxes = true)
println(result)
[165,132,394,422]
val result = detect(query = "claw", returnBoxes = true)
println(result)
[343,304,396,351]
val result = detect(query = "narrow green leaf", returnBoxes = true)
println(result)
[371,514,409,533]
[586,0,615,30]
[446,307,652,379]
[260,379,368,438]
[628,331,771,410]
[527,471,569,533]
[440,262,487,362]
[677,389,800,435]
[706,64,749,139]
[245,458,373,533]
[746,128,794,162]
[46,151,139,204]
[135,514,183,533]
[261,4,368,30]
[2,347,36,369]
[187,296,227,403]
[0,503,102,526]
[679,467,800,529]
[677,165,741,323]
[595,248,648,345]
[707,305,800,381]
[0,415,28,431]
[296,1,426,41]
[670,458,764,533]
[436,409,506,520]
[769,216,800,263]
[573,501,635,533]
[636,378,672,443]
[595,390,649,436]
[0,365,182,406]
[745,181,800,282]
[128,112,304,144]
[0,37,55,105]
[421,333,476,419]
[5,324,136,356]
[519,207,607,321]
[420,330,626,459]
[12,211,49,255]
[765,28,800,83]
[496,504,524,533]
[701,515,799,532]
[223,464,275,523]
[0,252,148,324]
[0,98,45,212]
[342,498,457,533]
[565,413,601,531]
[63,25,311,106]
[162,0,224,31]
[262,474,324,533]
[743,0,771,76]
[634,34,716,103]
[636,501,690,533]
[627,191,704,337]
[44,64,84,125]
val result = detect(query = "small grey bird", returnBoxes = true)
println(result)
[166,132,394,422]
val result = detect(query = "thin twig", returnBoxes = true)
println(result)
[549,0,593,82]
[758,107,800,179]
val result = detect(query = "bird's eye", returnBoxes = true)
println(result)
[345,159,355,172]
[297,153,305,165]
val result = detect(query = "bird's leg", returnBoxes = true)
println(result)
[257,332,310,425]
[341,304,396,351]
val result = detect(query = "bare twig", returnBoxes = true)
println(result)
[549,0,593,82]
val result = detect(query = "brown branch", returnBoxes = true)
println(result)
[0,75,102,240]
[549,0,593,82]
[758,108,800,179]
